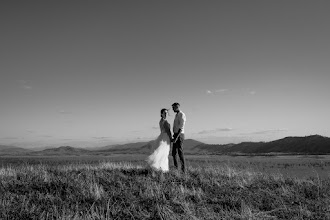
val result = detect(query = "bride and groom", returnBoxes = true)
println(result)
[146,102,186,173]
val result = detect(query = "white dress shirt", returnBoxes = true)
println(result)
[173,111,186,134]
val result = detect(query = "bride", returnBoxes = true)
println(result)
[146,108,172,172]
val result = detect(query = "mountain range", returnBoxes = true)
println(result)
[0,145,32,155]
[30,146,92,156]
[1,135,329,156]
[192,135,330,154]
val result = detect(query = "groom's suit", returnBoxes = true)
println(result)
[172,110,186,172]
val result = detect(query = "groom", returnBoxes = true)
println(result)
[171,102,186,173]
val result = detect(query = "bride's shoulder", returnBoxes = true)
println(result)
[160,119,170,126]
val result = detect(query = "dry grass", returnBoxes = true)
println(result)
[0,162,330,219]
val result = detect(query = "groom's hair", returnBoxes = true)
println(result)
[172,102,180,107]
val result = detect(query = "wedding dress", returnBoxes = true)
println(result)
[146,119,171,172]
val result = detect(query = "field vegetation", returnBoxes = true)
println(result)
[1,155,330,219]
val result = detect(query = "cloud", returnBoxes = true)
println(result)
[130,136,155,142]
[207,88,256,96]
[23,85,32,89]
[198,128,233,134]
[152,126,159,130]
[18,80,32,89]
[93,136,111,140]
[130,130,142,134]
[1,136,20,140]
[215,89,228,93]
[58,110,73,114]
[241,129,288,135]
[245,88,257,95]
[39,135,53,138]
[206,89,228,95]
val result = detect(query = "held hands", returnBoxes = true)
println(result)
[172,135,178,143]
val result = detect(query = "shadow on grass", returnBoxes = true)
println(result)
[120,167,150,176]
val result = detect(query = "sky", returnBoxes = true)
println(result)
[1,1,330,148]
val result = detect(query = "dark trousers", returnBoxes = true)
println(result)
[172,133,185,172]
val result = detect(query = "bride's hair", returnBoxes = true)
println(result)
[160,108,169,117]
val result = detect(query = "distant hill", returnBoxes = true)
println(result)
[182,139,205,150]
[0,145,32,155]
[190,143,237,154]
[193,135,330,154]
[141,139,204,151]
[256,135,330,153]
[141,139,204,153]
[2,135,329,156]
[93,141,153,154]
[93,139,205,154]
[30,146,92,156]
[95,142,149,152]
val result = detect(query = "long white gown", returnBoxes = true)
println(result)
[146,119,171,172]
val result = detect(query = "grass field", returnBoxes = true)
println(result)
[1,154,330,219]
[1,154,330,179]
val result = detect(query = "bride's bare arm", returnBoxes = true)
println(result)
[164,121,172,140]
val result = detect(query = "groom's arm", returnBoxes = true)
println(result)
[173,129,182,142]
[173,113,185,143]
